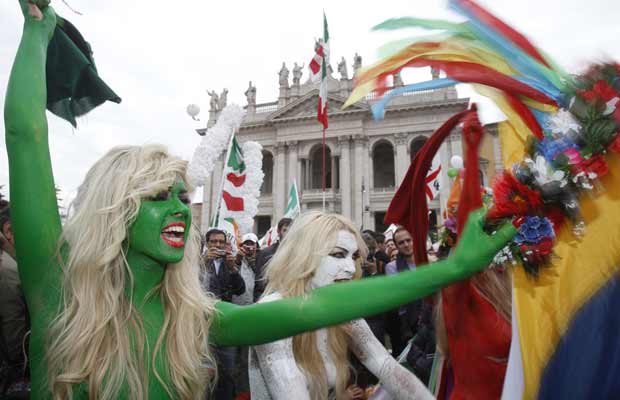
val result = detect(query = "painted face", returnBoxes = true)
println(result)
[127,180,191,265]
[310,230,360,289]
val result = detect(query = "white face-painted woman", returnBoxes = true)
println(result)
[249,212,434,400]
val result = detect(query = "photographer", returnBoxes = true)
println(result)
[200,229,245,400]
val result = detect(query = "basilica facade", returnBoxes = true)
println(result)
[197,62,503,237]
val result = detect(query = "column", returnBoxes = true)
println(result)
[331,152,338,190]
[363,145,372,229]
[274,142,286,222]
[394,132,409,185]
[339,136,351,219]
[299,158,306,191]
[438,142,451,222]
[492,130,504,173]
[450,128,463,159]
[353,135,365,228]
[305,158,312,189]
[368,145,374,189]
[287,140,299,189]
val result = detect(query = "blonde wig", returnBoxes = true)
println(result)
[263,211,366,400]
[46,145,217,400]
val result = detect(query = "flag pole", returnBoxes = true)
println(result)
[322,127,326,211]
[212,132,235,227]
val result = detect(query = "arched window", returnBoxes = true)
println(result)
[261,151,273,194]
[372,141,395,188]
[410,136,428,163]
[311,145,332,189]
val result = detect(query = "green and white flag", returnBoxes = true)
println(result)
[260,180,301,247]
[284,179,301,219]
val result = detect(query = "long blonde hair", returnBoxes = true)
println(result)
[263,212,366,400]
[46,145,217,400]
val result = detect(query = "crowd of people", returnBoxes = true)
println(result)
[0,177,507,400]
[4,1,575,400]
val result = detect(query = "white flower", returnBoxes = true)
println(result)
[546,109,581,135]
[528,155,567,187]
[604,97,620,116]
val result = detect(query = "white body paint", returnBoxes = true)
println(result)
[309,231,358,289]
[249,230,435,400]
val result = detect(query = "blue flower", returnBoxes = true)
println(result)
[514,216,555,244]
[537,137,578,163]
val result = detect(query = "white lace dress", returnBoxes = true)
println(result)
[248,292,434,400]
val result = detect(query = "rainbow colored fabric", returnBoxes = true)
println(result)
[346,0,620,398]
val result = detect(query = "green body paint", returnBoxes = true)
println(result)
[5,2,515,398]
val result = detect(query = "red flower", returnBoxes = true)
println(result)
[487,172,543,220]
[544,206,566,235]
[519,237,553,265]
[609,133,620,153]
[578,80,617,102]
[572,155,609,178]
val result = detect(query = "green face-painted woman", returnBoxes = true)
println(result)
[4,2,516,399]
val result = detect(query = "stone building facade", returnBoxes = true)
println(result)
[197,62,503,237]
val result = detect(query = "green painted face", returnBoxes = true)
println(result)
[127,180,192,265]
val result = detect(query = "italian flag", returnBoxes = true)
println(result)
[213,134,246,234]
[309,13,329,129]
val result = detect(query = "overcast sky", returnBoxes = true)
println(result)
[1,0,619,205]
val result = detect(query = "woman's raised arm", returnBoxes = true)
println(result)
[4,2,62,304]
[211,209,516,346]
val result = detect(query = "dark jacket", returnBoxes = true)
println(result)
[201,257,245,302]
[252,242,279,302]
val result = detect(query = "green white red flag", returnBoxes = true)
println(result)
[213,133,264,241]
[309,12,329,129]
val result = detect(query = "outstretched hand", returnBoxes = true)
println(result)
[451,208,516,276]
[19,0,56,38]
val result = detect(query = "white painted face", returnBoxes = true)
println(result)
[310,230,359,289]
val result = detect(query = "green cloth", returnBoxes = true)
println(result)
[46,17,121,127]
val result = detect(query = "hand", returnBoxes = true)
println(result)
[451,208,516,276]
[345,384,365,400]
[205,247,221,261]
[365,260,377,275]
[19,1,56,38]
[235,247,246,265]
[225,253,237,270]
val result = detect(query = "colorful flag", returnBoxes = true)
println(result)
[219,135,246,213]
[499,122,620,400]
[213,134,247,244]
[309,12,330,129]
